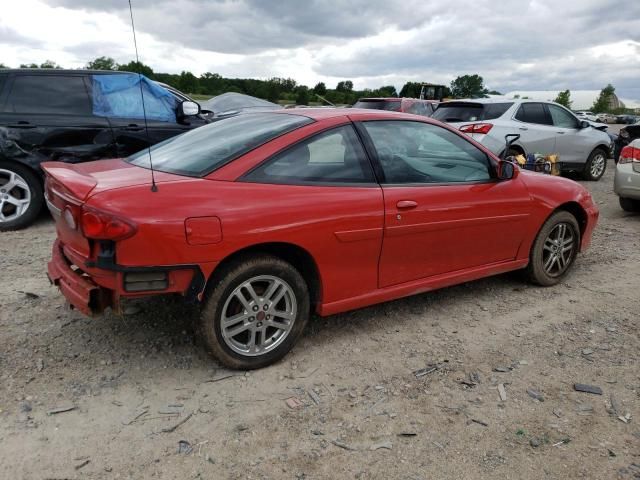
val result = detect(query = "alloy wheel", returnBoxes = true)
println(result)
[542,223,576,277]
[590,153,606,178]
[0,169,31,223]
[220,275,297,357]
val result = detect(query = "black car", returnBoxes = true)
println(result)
[0,69,207,230]
[615,121,640,162]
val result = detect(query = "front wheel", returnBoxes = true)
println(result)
[199,255,310,369]
[526,211,581,286]
[619,197,640,212]
[0,161,43,231]
[582,149,607,181]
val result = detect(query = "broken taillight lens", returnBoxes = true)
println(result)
[81,208,137,241]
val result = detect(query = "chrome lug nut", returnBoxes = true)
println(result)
[253,305,259,312]
[263,305,269,311]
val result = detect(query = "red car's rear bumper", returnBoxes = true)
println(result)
[47,239,113,315]
[48,239,208,316]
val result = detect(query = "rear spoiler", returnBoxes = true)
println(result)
[41,161,98,201]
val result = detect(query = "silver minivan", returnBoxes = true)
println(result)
[432,99,612,180]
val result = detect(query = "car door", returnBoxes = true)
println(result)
[0,73,114,168]
[513,102,557,155]
[241,123,384,304]
[358,120,532,288]
[90,73,197,157]
[547,103,589,163]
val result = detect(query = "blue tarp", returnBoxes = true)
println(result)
[92,74,178,123]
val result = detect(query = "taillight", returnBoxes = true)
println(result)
[618,146,640,164]
[81,207,137,241]
[459,123,493,134]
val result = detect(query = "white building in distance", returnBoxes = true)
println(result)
[502,90,632,111]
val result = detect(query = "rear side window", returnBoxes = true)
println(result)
[515,103,552,125]
[128,113,313,177]
[3,75,91,115]
[243,125,375,185]
[432,103,512,122]
[353,99,401,112]
[0,74,6,97]
[548,104,579,129]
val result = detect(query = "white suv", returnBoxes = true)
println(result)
[432,99,612,180]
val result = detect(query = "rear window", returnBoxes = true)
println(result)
[127,113,313,177]
[432,102,513,122]
[353,99,401,112]
[3,75,91,115]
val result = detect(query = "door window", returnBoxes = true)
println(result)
[548,104,579,129]
[243,125,375,184]
[514,102,552,125]
[3,75,91,115]
[407,101,429,116]
[362,121,491,184]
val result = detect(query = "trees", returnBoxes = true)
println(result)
[19,61,61,69]
[592,84,615,113]
[336,80,353,92]
[117,61,154,78]
[313,82,327,96]
[86,56,118,70]
[553,90,572,108]
[177,71,199,94]
[450,74,487,98]
[295,86,310,105]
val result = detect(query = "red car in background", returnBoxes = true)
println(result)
[353,97,438,116]
[43,109,598,369]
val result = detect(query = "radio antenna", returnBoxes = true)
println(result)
[128,0,157,192]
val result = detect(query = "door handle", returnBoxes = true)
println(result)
[124,124,144,131]
[8,121,36,129]
[556,131,565,134]
[396,200,417,209]
[518,127,528,131]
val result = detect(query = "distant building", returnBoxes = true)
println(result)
[502,90,625,111]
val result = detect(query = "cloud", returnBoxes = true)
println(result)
[3,0,640,103]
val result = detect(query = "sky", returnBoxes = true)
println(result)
[1,0,639,105]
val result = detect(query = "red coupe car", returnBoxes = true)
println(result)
[43,109,598,369]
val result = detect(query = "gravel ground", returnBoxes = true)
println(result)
[1,159,638,479]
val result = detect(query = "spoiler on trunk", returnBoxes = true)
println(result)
[41,161,98,201]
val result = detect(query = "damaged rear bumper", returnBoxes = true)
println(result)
[47,239,113,316]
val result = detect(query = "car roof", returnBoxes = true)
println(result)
[272,107,439,122]
[357,97,402,102]
[440,98,516,104]
[0,68,137,75]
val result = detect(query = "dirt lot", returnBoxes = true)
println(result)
[1,160,638,480]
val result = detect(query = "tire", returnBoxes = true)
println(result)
[199,255,310,370]
[526,211,581,286]
[0,161,44,231]
[619,197,640,212]
[582,148,607,181]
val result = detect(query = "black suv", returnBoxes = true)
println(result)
[0,69,209,230]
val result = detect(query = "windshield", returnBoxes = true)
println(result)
[432,102,513,122]
[128,113,313,177]
[353,99,401,112]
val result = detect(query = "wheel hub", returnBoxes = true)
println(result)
[0,168,32,223]
[220,275,297,357]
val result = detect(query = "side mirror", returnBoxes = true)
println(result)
[178,100,200,117]
[497,160,516,180]
[579,120,591,129]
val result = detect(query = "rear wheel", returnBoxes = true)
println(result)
[582,149,607,181]
[199,255,310,369]
[619,197,640,212]
[0,161,43,231]
[526,211,580,286]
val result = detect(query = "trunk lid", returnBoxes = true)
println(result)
[42,158,188,259]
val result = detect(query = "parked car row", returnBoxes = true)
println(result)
[430,99,612,181]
